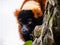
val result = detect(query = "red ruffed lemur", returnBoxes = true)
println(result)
[14,0,46,41]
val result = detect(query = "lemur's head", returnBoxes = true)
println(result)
[14,0,46,41]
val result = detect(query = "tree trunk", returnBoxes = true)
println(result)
[32,0,60,45]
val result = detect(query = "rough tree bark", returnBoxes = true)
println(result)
[32,0,60,45]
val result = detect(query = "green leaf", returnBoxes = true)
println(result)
[24,40,32,45]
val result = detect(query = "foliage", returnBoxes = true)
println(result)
[24,40,32,45]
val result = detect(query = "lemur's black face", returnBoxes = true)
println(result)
[18,10,43,41]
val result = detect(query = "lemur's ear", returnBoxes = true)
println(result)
[14,9,21,18]
[32,8,43,19]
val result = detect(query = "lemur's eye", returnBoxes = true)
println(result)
[19,18,22,21]
[18,19,22,24]
[28,18,32,25]
[28,21,32,25]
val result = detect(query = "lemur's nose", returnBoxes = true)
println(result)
[21,25,29,34]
